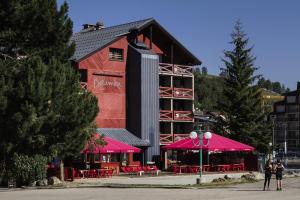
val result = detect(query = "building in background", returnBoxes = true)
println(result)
[273,82,300,156]
[71,18,201,162]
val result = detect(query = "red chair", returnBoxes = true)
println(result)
[121,166,127,173]
[151,165,161,175]
[136,166,144,176]
[105,169,113,178]
[101,169,107,177]
[126,167,134,174]
[88,169,97,178]
[64,168,69,181]
[172,165,179,174]
[240,163,245,171]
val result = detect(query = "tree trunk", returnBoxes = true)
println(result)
[59,159,64,181]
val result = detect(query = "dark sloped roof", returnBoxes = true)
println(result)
[71,18,153,61]
[96,128,150,147]
[71,18,201,65]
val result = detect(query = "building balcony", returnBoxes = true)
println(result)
[80,82,88,91]
[160,134,173,144]
[174,133,190,142]
[160,133,190,145]
[159,87,193,99]
[160,110,173,121]
[159,86,173,98]
[159,63,173,74]
[160,110,193,121]
[159,63,193,76]
[173,110,193,121]
[173,87,193,99]
[287,118,299,121]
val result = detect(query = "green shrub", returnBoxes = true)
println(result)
[8,154,48,186]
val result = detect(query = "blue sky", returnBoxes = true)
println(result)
[58,0,300,90]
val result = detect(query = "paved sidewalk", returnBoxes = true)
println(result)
[2,177,300,200]
[72,172,261,186]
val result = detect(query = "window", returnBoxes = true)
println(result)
[79,69,87,82]
[286,96,296,103]
[288,131,296,138]
[109,48,124,61]
[276,105,285,113]
[288,113,298,121]
[287,105,299,112]
[94,154,100,163]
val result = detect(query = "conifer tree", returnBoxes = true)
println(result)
[0,0,74,62]
[219,21,270,152]
[0,0,100,181]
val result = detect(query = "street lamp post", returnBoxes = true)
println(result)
[283,123,288,166]
[270,114,276,160]
[190,126,212,184]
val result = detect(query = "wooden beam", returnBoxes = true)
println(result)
[150,26,153,49]
[171,43,174,65]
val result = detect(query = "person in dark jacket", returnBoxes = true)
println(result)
[263,159,272,191]
[274,159,284,191]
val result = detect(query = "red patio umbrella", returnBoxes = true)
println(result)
[162,133,254,152]
[82,134,141,153]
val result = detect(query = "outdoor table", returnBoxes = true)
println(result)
[179,165,189,173]
[78,170,89,178]
[231,164,244,171]
[97,168,114,178]
[215,164,231,172]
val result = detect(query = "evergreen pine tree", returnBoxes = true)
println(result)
[0,57,99,157]
[0,0,100,181]
[0,0,74,62]
[219,21,270,152]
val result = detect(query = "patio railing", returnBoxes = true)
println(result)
[80,82,88,91]
[173,88,193,99]
[173,110,193,121]
[160,110,173,121]
[159,63,193,76]
[159,86,173,98]
[160,134,173,144]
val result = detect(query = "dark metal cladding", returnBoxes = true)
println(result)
[127,45,160,162]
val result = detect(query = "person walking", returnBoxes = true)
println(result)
[263,159,272,191]
[274,158,284,191]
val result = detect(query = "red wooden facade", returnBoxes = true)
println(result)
[78,37,128,128]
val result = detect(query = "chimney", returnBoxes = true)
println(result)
[297,82,300,92]
[82,24,95,30]
[82,21,104,31]
[95,21,105,30]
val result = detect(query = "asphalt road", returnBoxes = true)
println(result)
[1,178,300,200]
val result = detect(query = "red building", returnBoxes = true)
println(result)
[71,18,201,162]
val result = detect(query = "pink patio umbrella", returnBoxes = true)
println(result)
[82,134,141,153]
[162,133,254,152]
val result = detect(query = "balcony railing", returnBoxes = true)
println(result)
[173,110,193,121]
[173,64,193,76]
[159,63,193,76]
[174,134,190,142]
[160,134,173,144]
[159,63,173,74]
[159,133,190,145]
[160,110,193,121]
[159,87,193,99]
[287,118,299,121]
[80,82,88,91]
[159,86,173,97]
[160,133,190,144]
[173,88,193,99]
[160,110,173,121]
